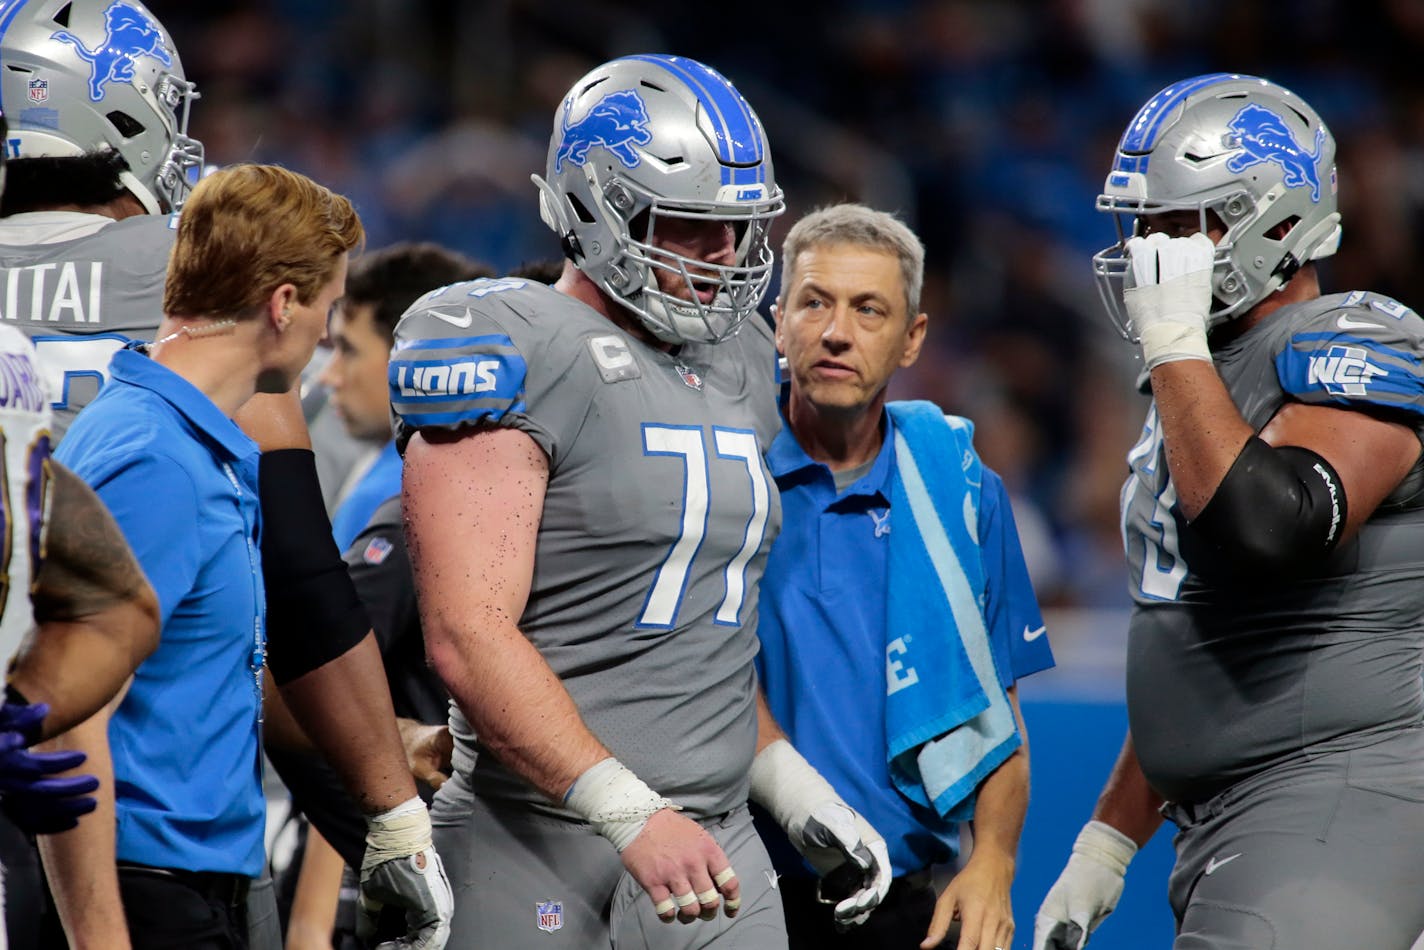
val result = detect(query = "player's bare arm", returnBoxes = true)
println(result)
[404,425,606,794]
[925,686,1030,950]
[406,425,739,923]
[8,461,158,738]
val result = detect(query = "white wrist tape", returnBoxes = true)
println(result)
[564,757,678,852]
[362,795,432,873]
[747,739,838,827]
[1073,820,1138,876]
[1137,320,1211,370]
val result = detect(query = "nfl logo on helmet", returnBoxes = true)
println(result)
[535,900,563,933]
[27,77,47,102]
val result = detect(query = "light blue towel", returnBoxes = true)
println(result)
[884,400,1021,821]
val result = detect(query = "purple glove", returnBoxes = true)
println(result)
[0,702,98,835]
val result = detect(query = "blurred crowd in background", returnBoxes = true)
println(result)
[149,0,1424,609]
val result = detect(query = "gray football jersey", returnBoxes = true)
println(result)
[1122,291,1424,803]
[391,278,782,818]
[0,215,174,437]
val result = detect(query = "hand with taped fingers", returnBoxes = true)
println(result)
[563,757,739,924]
[1123,231,1217,370]
[623,808,741,924]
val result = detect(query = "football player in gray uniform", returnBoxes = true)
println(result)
[1,4,452,948]
[1034,74,1424,949]
[396,55,889,949]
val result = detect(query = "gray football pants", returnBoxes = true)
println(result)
[1163,732,1424,950]
[432,772,787,949]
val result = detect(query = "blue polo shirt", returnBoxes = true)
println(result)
[330,439,401,551]
[755,409,1054,878]
[57,346,266,877]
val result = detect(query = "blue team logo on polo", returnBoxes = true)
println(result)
[554,89,652,173]
[1225,103,1327,202]
[51,0,172,102]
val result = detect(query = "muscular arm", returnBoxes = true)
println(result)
[1150,360,1419,534]
[38,693,130,950]
[8,462,159,738]
[403,427,608,800]
[1090,732,1164,848]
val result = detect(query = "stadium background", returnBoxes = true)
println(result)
[147,2,1424,945]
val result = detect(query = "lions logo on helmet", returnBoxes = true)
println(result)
[532,54,785,346]
[554,90,652,173]
[52,1,173,102]
[1,0,203,213]
[1093,74,1342,339]
[1224,103,1328,202]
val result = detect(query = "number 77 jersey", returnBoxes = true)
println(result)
[391,278,783,819]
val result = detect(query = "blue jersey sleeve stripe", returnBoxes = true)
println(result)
[395,403,529,428]
[392,332,519,354]
[1287,332,1424,368]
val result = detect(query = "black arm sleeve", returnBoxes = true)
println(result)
[259,449,371,685]
[1187,436,1347,576]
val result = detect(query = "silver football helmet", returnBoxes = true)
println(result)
[0,0,203,213]
[532,54,785,344]
[1094,73,1341,338]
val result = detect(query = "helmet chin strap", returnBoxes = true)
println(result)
[117,168,163,216]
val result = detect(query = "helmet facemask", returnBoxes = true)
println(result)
[595,175,782,344]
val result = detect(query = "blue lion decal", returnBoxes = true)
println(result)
[1225,103,1327,202]
[554,90,652,173]
[52,0,172,102]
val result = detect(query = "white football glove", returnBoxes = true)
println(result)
[1124,231,1216,370]
[748,740,891,929]
[1032,820,1138,950]
[359,797,454,950]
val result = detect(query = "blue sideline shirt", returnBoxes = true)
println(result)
[756,410,1054,878]
[57,346,266,877]
[330,439,401,551]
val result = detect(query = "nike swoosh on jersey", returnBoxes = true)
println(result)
[1023,624,1047,642]
[429,307,476,328]
[1204,852,1242,875]
[1337,314,1380,331]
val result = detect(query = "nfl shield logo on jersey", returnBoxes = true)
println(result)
[362,536,393,565]
[535,900,563,933]
[674,362,704,391]
[28,78,48,103]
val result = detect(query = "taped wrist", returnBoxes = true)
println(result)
[1137,320,1211,370]
[747,739,839,830]
[259,449,371,685]
[1074,821,1137,876]
[563,758,679,851]
[362,795,432,873]
[1189,436,1347,573]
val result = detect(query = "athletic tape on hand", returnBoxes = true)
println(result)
[361,796,433,873]
[564,757,679,852]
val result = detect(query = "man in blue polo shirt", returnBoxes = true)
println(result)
[757,204,1054,950]
[48,165,451,950]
